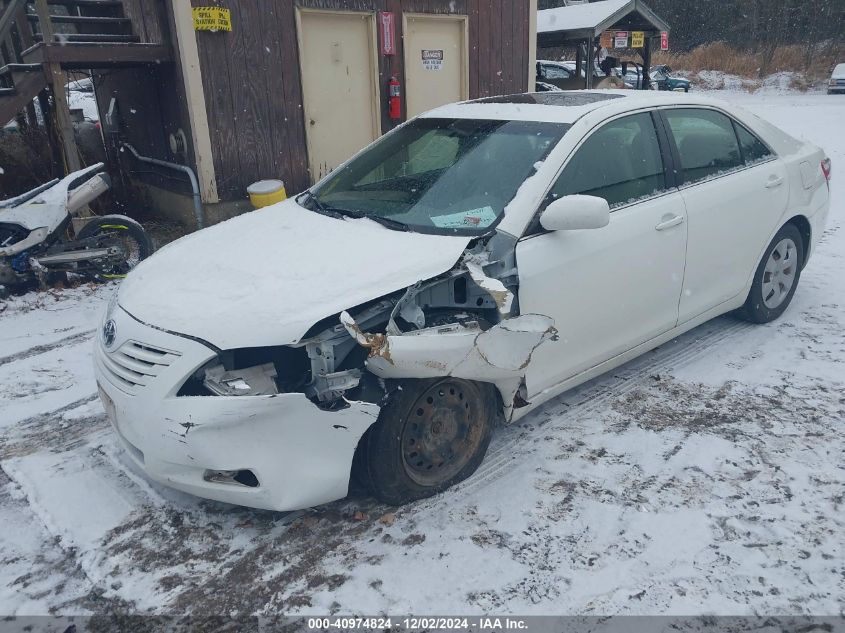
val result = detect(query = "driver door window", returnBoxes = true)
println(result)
[546,112,667,210]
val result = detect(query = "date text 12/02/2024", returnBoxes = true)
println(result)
[306,617,529,631]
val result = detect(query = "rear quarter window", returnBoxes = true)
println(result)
[734,122,774,165]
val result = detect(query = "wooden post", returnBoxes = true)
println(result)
[641,36,652,91]
[585,38,593,89]
[575,44,583,88]
[37,89,63,176]
[34,0,81,172]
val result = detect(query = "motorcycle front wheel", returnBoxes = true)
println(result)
[76,215,154,281]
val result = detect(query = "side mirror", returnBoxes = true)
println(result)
[539,195,610,232]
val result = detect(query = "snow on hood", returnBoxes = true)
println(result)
[118,199,472,349]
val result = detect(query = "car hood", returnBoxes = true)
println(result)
[118,199,472,349]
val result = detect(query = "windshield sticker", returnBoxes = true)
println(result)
[431,206,497,229]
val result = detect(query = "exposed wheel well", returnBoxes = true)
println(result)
[786,215,812,268]
[349,377,505,496]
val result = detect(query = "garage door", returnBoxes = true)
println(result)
[403,14,468,118]
[298,11,380,182]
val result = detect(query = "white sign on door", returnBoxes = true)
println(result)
[422,49,444,71]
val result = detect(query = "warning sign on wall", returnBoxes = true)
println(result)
[631,31,645,48]
[613,31,629,48]
[193,7,232,32]
[421,49,444,71]
[600,31,613,49]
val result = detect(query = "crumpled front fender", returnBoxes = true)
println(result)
[341,312,558,420]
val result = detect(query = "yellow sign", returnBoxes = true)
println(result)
[632,31,645,48]
[193,7,232,32]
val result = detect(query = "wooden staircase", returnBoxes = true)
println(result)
[0,0,170,127]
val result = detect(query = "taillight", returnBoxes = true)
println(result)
[821,158,832,187]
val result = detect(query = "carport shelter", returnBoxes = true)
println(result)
[537,0,670,89]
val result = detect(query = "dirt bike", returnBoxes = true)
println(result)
[0,163,153,298]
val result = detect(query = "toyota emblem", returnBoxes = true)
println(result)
[103,320,116,348]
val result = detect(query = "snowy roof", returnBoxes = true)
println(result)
[420,90,743,125]
[537,0,669,37]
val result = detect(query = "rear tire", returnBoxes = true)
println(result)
[76,215,154,281]
[358,378,497,506]
[738,223,804,324]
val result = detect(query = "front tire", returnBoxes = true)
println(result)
[738,223,804,324]
[76,215,154,280]
[359,378,497,506]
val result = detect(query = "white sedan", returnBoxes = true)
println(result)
[95,91,831,511]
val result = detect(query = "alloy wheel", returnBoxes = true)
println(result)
[762,238,797,309]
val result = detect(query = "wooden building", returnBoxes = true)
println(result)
[5,0,536,226]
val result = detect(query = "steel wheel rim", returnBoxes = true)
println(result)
[762,238,797,309]
[401,380,484,487]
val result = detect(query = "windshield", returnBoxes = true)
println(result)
[307,118,569,235]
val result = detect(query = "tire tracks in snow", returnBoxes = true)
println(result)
[0,329,95,367]
[451,317,755,499]
[0,393,102,458]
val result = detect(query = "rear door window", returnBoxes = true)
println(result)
[664,109,743,185]
[545,112,667,209]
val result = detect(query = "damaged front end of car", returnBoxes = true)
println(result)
[177,233,558,423]
[97,230,559,511]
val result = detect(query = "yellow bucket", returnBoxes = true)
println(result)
[247,179,287,208]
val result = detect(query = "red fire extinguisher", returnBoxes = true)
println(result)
[388,76,401,121]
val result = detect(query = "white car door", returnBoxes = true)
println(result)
[660,108,789,323]
[516,112,688,397]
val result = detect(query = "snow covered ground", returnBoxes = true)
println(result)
[0,91,843,618]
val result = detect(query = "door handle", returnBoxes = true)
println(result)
[655,215,685,231]
[766,175,785,188]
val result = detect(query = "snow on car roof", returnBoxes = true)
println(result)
[474,92,623,106]
[419,90,746,125]
[420,91,629,124]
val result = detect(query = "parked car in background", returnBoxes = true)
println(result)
[536,81,563,92]
[96,91,830,512]
[536,60,602,91]
[828,63,845,94]
[651,65,691,92]
[613,67,644,89]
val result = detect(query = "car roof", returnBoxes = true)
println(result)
[419,90,735,125]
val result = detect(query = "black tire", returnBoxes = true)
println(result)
[738,223,804,324]
[358,378,497,506]
[76,215,154,281]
